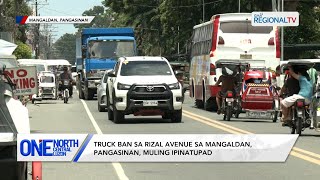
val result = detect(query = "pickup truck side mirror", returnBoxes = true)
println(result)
[71,66,76,73]
[174,70,184,76]
[108,71,116,77]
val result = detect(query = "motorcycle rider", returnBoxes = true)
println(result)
[279,69,300,99]
[59,66,73,97]
[215,66,238,115]
[280,66,313,126]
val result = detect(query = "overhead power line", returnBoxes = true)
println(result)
[128,0,223,8]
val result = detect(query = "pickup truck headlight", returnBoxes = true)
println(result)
[168,82,180,90]
[117,83,131,90]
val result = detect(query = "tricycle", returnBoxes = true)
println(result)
[241,66,279,122]
[215,59,249,120]
[32,71,57,104]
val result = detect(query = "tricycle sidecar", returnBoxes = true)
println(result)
[241,67,279,122]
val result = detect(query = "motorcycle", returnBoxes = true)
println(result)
[222,90,236,121]
[59,79,71,103]
[286,99,311,135]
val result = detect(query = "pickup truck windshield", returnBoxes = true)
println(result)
[0,58,18,68]
[120,61,172,76]
[88,40,135,59]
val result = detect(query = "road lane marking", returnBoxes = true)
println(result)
[185,110,320,159]
[183,110,251,134]
[292,147,320,159]
[183,113,241,134]
[80,99,129,180]
[183,110,320,165]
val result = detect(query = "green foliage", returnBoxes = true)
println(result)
[13,41,32,59]
[52,33,77,64]
[74,6,115,33]
[0,0,32,42]
[100,0,320,59]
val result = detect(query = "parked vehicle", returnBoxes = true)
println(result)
[241,66,279,122]
[106,56,183,123]
[76,28,137,100]
[0,63,41,180]
[97,69,112,112]
[189,13,280,111]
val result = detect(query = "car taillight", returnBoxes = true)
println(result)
[218,36,224,44]
[227,92,233,98]
[268,37,274,45]
[296,101,304,107]
[210,63,216,75]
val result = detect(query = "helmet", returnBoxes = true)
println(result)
[222,66,235,76]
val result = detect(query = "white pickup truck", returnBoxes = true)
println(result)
[106,56,183,123]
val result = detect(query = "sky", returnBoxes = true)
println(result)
[27,0,104,42]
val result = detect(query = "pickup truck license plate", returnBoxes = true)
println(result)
[143,100,158,106]
[246,111,271,118]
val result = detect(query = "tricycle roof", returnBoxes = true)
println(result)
[215,59,249,68]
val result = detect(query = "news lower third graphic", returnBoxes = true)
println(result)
[17,134,298,162]
[16,16,95,24]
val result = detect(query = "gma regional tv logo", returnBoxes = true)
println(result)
[251,12,299,26]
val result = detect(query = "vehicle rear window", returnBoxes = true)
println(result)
[120,61,172,76]
[41,76,54,83]
[220,21,273,34]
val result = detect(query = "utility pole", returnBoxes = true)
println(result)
[35,0,39,59]
[177,26,180,55]
[281,0,284,61]
[202,0,205,22]
[31,0,48,59]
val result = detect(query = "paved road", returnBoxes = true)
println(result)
[26,90,320,180]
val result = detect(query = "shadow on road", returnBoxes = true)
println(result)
[113,118,182,124]
[299,133,320,137]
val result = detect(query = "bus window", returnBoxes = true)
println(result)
[220,21,273,34]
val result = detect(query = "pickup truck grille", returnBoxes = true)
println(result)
[43,89,52,94]
[133,86,166,93]
[128,85,171,100]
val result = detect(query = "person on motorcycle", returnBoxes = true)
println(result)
[59,66,73,97]
[215,66,238,115]
[280,66,313,125]
[279,70,300,99]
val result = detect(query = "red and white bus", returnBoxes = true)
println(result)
[189,13,280,111]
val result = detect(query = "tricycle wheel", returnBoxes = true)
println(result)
[272,111,278,122]
[226,106,232,121]
[32,161,42,180]
[235,110,240,118]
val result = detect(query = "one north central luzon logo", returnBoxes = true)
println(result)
[20,139,79,156]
